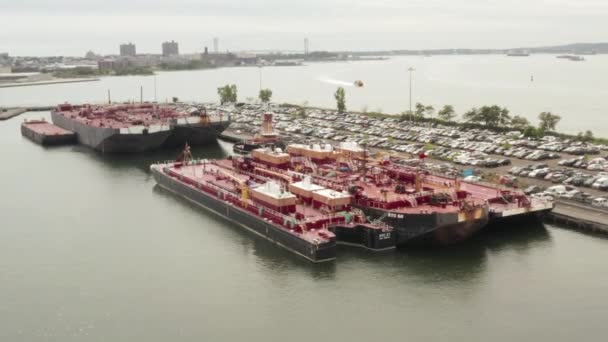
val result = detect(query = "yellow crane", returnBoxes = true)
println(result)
[217,168,249,207]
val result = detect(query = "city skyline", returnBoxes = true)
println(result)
[2,0,608,56]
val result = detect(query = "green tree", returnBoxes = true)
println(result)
[463,105,511,127]
[538,112,561,132]
[217,84,237,104]
[258,88,272,103]
[463,108,479,123]
[510,115,530,129]
[579,130,594,142]
[437,105,456,121]
[523,126,542,138]
[334,87,346,113]
[414,102,426,118]
[425,105,435,119]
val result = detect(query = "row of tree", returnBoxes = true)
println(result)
[400,102,563,135]
[217,84,273,105]
[217,84,571,139]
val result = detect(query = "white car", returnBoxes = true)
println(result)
[591,198,608,208]
[464,175,481,182]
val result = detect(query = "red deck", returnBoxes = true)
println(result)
[160,162,343,244]
[54,103,225,129]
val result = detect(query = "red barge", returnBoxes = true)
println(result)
[152,139,553,261]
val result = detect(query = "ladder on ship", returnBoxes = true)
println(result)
[372,212,388,225]
[304,156,317,174]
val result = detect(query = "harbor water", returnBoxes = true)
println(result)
[1,111,608,341]
[2,55,608,136]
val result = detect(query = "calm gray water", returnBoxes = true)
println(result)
[2,55,608,135]
[1,111,608,342]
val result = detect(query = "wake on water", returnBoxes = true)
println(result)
[318,76,354,87]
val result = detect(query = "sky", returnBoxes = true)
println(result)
[1,0,607,56]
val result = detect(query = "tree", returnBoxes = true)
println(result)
[259,88,272,103]
[579,130,594,142]
[538,112,561,132]
[523,126,542,138]
[217,84,237,104]
[414,102,426,118]
[463,108,479,123]
[510,115,530,129]
[462,105,511,127]
[334,87,346,113]
[437,105,456,122]
[424,105,435,119]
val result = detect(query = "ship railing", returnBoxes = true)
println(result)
[187,174,302,227]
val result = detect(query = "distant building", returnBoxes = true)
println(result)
[85,51,99,59]
[98,58,129,72]
[120,43,136,57]
[162,40,179,57]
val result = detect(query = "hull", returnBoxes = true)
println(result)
[488,208,551,227]
[163,121,231,147]
[21,124,76,146]
[151,166,336,263]
[51,111,230,153]
[361,206,489,246]
[329,225,396,251]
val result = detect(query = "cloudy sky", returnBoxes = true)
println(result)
[1,0,607,56]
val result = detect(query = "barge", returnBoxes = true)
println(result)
[51,103,230,153]
[151,146,395,263]
[21,119,76,146]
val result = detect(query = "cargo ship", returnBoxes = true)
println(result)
[152,139,553,258]
[242,142,552,245]
[51,103,230,153]
[151,145,395,262]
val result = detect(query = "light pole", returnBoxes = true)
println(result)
[154,74,157,102]
[408,67,415,116]
[258,65,263,94]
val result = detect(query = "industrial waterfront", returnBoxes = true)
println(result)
[1,110,608,341]
[3,55,608,135]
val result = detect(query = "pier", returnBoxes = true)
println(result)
[0,106,61,121]
[546,200,608,234]
[0,108,27,120]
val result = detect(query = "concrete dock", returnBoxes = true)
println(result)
[0,78,99,88]
[546,200,608,234]
[0,108,27,120]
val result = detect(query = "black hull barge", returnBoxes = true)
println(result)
[151,155,395,263]
[51,103,230,153]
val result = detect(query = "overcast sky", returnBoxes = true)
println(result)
[1,0,607,56]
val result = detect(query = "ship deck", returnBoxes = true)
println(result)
[54,103,228,129]
[162,162,341,244]
[22,120,74,136]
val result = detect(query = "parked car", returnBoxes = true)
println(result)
[591,197,608,208]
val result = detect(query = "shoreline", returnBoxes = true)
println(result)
[0,78,100,88]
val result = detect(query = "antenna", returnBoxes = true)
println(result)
[140,86,143,104]
[107,89,111,104]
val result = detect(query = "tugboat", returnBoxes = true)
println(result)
[233,112,285,155]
